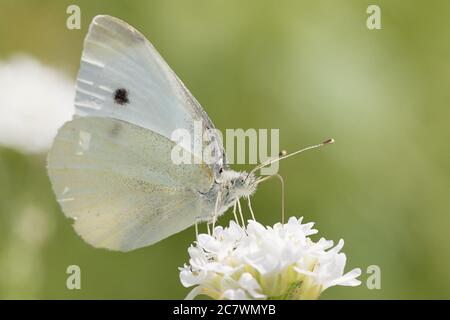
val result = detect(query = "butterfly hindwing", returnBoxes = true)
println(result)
[47,117,214,251]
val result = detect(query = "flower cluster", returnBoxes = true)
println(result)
[179,217,361,300]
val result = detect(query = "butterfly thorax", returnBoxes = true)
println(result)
[200,170,257,222]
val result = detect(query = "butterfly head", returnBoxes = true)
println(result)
[232,171,258,198]
[219,170,258,200]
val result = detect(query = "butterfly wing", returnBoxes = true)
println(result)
[47,117,213,251]
[75,15,226,173]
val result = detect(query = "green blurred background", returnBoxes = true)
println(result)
[1,0,450,299]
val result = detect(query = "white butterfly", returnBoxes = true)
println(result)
[47,15,261,251]
[48,15,331,252]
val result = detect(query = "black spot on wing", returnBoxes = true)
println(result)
[114,88,129,105]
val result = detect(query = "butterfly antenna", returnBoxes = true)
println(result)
[247,138,334,179]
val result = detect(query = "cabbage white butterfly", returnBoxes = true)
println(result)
[47,15,332,251]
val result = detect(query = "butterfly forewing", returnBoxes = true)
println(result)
[75,15,226,173]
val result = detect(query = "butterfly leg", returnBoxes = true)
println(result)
[194,216,207,240]
[233,200,239,225]
[194,217,200,240]
[211,190,222,233]
[247,196,256,221]
[236,198,245,228]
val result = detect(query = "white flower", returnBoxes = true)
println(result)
[0,55,74,153]
[179,217,361,300]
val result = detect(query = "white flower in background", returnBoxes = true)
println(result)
[180,217,361,300]
[0,55,74,153]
